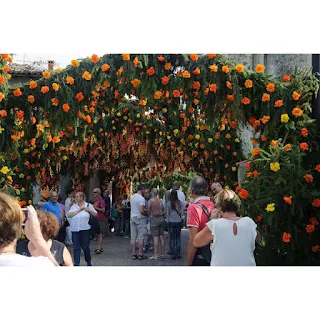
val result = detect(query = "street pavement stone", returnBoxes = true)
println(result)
[68,228,190,266]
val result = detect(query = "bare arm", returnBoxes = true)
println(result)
[140,204,147,216]
[62,247,74,266]
[147,200,152,216]
[193,226,213,248]
[186,227,199,266]
[84,205,98,217]
[93,205,105,213]
[68,207,82,218]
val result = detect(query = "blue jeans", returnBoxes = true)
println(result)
[72,229,92,266]
[115,215,123,235]
[169,222,181,257]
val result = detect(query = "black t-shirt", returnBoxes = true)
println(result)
[16,239,65,266]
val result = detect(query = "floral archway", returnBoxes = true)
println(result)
[0,53,319,264]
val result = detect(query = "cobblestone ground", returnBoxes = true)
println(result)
[68,228,190,266]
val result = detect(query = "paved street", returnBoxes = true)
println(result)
[69,228,190,266]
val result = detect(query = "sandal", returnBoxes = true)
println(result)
[148,256,159,260]
[159,255,165,259]
[132,255,138,260]
[95,249,103,254]
[138,255,147,260]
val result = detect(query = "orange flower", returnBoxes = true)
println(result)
[29,80,38,89]
[66,76,75,85]
[71,60,79,67]
[271,140,278,147]
[42,71,50,79]
[209,83,217,93]
[222,65,230,73]
[190,54,198,61]
[284,144,292,151]
[301,128,308,137]
[262,93,270,102]
[300,142,309,152]
[227,94,234,102]
[226,81,233,90]
[292,107,303,117]
[251,148,260,156]
[283,196,292,205]
[209,65,218,72]
[253,170,259,177]
[154,91,162,100]
[239,189,249,199]
[131,56,139,67]
[312,246,319,253]
[13,88,22,97]
[0,75,5,85]
[52,136,61,143]
[182,70,191,78]
[101,64,110,72]
[84,115,91,123]
[164,62,171,70]
[304,174,313,183]
[241,97,250,105]
[193,81,201,90]
[173,90,180,98]
[312,199,320,207]
[208,54,216,58]
[91,54,100,63]
[261,115,270,124]
[306,225,315,233]
[146,67,155,76]
[266,82,275,93]
[225,133,231,139]
[51,98,59,106]
[0,92,4,102]
[310,217,319,226]
[235,64,244,73]
[0,110,7,118]
[292,91,301,100]
[3,65,10,73]
[131,79,141,88]
[76,92,84,102]
[256,64,265,73]
[82,71,92,81]
[282,232,291,243]
[157,55,165,62]
[139,99,147,106]
[244,79,253,88]
[274,100,283,108]
[30,138,36,146]
[315,164,320,172]
[28,95,35,103]
[161,76,170,85]
[62,104,70,112]
[188,107,195,114]
[122,54,130,61]
[283,74,291,82]
[261,135,267,142]
[52,83,60,91]
[41,86,49,94]
[193,67,200,75]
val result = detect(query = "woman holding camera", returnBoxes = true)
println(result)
[68,191,97,266]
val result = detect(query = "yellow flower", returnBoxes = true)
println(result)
[0,127,4,134]
[0,166,10,175]
[62,156,68,160]
[162,108,167,113]
[19,173,25,179]
[281,114,289,123]
[266,203,275,212]
[136,113,141,118]
[232,167,237,172]
[195,135,200,140]
[173,129,179,135]
[270,162,280,172]
[208,138,213,143]
[235,138,240,143]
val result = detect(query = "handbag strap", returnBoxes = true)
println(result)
[196,202,211,222]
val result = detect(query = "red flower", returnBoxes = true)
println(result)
[306,225,315,233]
[239,189,249,199]
[300,142,309,152]
[315,164,320,172]
[310,217,319,226]
[282,232,291,243]
[312,199,320,207]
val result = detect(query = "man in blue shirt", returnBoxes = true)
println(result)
[43,191,64,225]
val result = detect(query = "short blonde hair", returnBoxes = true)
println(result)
[37,210,59,241]
[75,192,85,200]
[215,189,241,213]
[0,192,24,249]
[151,188,159,196]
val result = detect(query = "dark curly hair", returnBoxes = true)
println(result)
[0,192,24,249]
[37,210,59,241]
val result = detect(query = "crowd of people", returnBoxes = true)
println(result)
[0,176,260,267]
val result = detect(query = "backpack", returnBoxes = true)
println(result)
[195,202,212,264]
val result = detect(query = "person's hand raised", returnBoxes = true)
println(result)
[24,205,45,244]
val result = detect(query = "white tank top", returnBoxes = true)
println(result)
[206,217,257,266]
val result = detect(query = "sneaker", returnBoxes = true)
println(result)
[138,255,148,260]
[159,255,165,259]
[149,246,154,251]
[148,255,159,260]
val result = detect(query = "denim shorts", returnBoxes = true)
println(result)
[130,216,147,240]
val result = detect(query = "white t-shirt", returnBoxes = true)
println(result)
[130,193,145,218]
[206,217,257,266]
[0,254,54,267]
[68,202,97,232]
